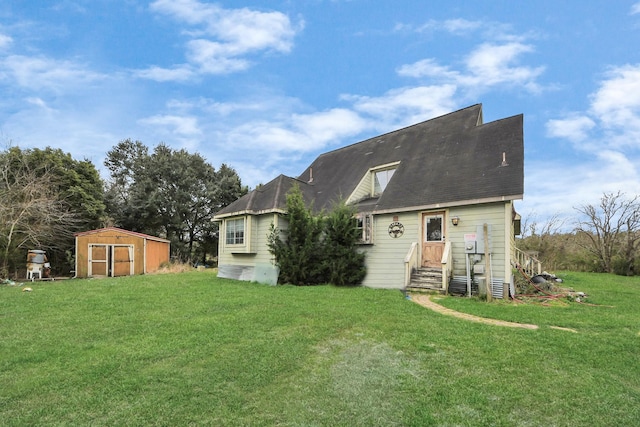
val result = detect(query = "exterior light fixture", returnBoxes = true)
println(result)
[451,216,460,226]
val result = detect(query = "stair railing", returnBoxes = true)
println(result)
[403,242,419,288]
[514,247,542,277]
[440,241,452,290]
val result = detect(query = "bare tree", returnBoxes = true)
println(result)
[517,212,569,270]
[520,211,566,239]
[0,153,79,278]
[574,191,640,274]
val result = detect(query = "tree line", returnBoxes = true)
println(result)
[518,192,640,276]
[0,140,247,279]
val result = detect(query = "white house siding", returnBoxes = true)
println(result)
[347,173,373,204]
[253,214,279,265]
[217,203,515,290]
[217,214,280,284]
[446,202,510,284]
[360,212,420,289]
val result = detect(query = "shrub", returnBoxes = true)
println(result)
[267,186,325,285]
[268,186,366,286]
[322,201,366,286]
[611,256,634,276]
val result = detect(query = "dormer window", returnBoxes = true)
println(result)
[373,167,396,196]
[345,161,400,205]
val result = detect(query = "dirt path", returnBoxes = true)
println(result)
[409,293,539,330]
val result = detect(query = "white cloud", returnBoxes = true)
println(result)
[395,42,544,99]
[462,42,545,91]
[519,150,639,229]
[0,55,106,92]
[138,114,202,136]
[223,108,367,153]
[0,34,12,50]
[441,19,483,34]
[397,18,514,40]
[631,2,640,15]
[396,58,459,79]
[546,115,595,143]
[292,108,368,147]
[134,65,195,82]
[397,18,483,35]
[545,64,640,152]
[535,64,640,223]
[3,102,120,168]
[344,85,458,129]
[187,35,545,183]
[595,150,638,182]
[589,64,640,145]
[142,0,303,79]
[25,97,49,109]
[185,39,251,74]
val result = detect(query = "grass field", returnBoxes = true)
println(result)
[1,271,639,426]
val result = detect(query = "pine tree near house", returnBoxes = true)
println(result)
[322,201,366,286]
[267,185,366,286]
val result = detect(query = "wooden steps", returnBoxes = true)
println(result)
[406,267,445,293]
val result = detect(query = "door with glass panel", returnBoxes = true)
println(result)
[421,212,445,268]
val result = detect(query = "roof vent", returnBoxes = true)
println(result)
[500,152,509,167]
[308,167,314,183]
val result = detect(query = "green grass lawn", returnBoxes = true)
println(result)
[1,271,639,426]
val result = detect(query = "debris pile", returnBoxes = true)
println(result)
[512,263,587,304]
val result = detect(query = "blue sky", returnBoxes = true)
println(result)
[1,1,640,228]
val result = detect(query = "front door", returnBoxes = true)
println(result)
[422,212,445,268]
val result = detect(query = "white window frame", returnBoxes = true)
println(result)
[425,214,444,242]
[356,213,373,244]
[371,163,399,197]
[225,218,245,245]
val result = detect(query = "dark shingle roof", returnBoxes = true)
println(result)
[215,104,523,218]
[214,174,312,217]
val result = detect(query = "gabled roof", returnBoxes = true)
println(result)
[215,104,524,218]
[74,227,171,243]
[214,174,313,219]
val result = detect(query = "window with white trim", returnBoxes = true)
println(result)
[373,168,396,196]
[356,213,373,244]
[225,218,245,245]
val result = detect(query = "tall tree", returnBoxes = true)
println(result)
[0,147,102,277]
[16,147,105,230]
[104,139,150,231]
[104,140,247,263]
[575,191,640,274]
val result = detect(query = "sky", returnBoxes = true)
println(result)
[1,1,640,229]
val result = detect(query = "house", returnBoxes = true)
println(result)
[74,227,170,278]
[213,104,524,295]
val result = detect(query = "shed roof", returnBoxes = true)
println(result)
[215,104,523,218]
[74,227,171,243]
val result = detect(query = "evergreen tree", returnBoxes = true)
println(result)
[0,146,105,277]
[104,140,247,263]
[268,185,324,285]
[268,186,366,286]
[322,201,366,286]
